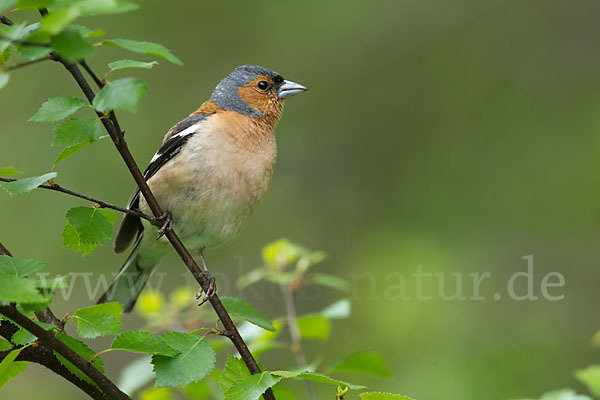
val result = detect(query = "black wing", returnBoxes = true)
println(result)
[113,114,211,253]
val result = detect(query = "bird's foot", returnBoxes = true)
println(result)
[196,273,216,307]
[155,211,173,239]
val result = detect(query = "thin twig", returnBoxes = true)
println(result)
[3,55,53,71]
[281,284,315,400]
[0,177,154,222]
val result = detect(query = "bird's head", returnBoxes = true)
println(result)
[210,65,307,119]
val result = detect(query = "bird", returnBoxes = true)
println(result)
[97,65,308,312]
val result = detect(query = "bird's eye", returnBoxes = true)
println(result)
[257,81,270,90]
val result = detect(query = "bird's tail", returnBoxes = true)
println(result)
[97,244,156,312]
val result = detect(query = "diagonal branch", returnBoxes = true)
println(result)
[0,177,154,222]
[0,241,128,399]
[2,54,53,71]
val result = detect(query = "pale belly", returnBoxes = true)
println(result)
[139,129,276,251]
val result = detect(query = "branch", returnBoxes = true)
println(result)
[2,54,53,71]
[0,344,108,399]
[0,177,154,222]
[44,22,276,400]
[0,304,129,399]
[0,241,127,399]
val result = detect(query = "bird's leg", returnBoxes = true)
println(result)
[155,211,173,239]
[196,248,216,306]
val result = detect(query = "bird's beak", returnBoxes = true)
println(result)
[277,80,308,99]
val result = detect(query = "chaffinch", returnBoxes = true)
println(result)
[98,65,308,311]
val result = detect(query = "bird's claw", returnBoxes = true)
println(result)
[156,211,173,239]
[196,273,216,307]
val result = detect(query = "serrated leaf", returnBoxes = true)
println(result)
[329,351,390,377]
[575,366,600,397]
[152,332,215,387]
[33,275,68,291]
[0,166,22,176]
[50,28,94,62]
[310,273,350,292]
[0,172,56,196]
[65,206,116,245]
[0,256,46,277]
[271,370,366,390]
[62,221,96,255]
[72,313,120,338]
[221,296,275,332]
[0,73,9,90]
[217,355,251,396]
[39,7,80,35]
[99,38,182,65]
[92,77,148,113]
[228,372,280,400]
[54,332,104,386]
[52,118,102,147]
[28,96,88,122]
[11,321,56,345]
[108,59,157,71]
[0,276,46,303]
[297,314,330,340]
[111,331,179,356]
[0,347,27,390]
[359,393,414,400]
[76,302,123,317]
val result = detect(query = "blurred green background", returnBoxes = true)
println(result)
[2,0,600,399]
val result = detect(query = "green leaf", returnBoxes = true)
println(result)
[216,355,251,397]
[16,0,54,9]
[29,96,89,123]
[0,338,12,351]
[54,332,104,386]
[53,118,102,147]
[99,38,182,65]
[108,59,157,71]
[310,273,350,292]
[0,347,28,390]
[75,302,122,318]
[118,355,154,396]
[92,77,148,113]
[359,393,414,400]
[111,331,179,356]
[65,206,116,246]
[0,256,46,277]
[297,314,330,340]
[69,25,104,39]
[39,7,80,35]
[0,172,56,196]
[78,0,138,15]
[0,73,9,90]
[11,321,56,345]
[72,313,121,338]
[221,296,275,332]
[329,351,390,377]
[0,0,17,14]
[320,299,351,319]
[55,142,92,165]
[62,221,96,254]
[228,372,281,400]
[152,332,215,387]
[0,166,22,176]
[50,29,93,62]
[33,275,68,291]
[0,276,46,303]
[0,23,27,52]
[271,370,366,390]
[575,366,600,397]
